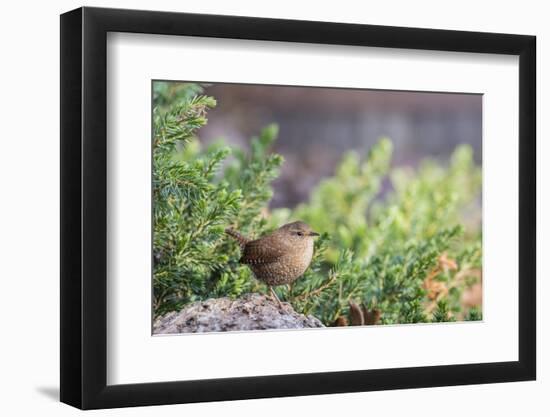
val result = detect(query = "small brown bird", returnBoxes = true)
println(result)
[226,221,320,305]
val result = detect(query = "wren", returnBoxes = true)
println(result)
[225,221,319,305]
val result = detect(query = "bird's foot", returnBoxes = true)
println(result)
[269,287,285,309]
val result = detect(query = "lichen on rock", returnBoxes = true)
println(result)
[153,293,324,334]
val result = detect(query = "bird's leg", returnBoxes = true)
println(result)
[269,286,284,308]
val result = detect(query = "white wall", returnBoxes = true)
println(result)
[0,0,545,415]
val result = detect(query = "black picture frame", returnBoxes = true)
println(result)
[60,6,536,410]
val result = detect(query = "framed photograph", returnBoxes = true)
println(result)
[60,6,536,409]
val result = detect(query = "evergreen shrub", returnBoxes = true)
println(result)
[153,82,482,326]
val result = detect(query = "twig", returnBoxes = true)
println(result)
[292,274,337,302]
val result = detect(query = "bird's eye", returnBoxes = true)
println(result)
[296,231,303,236]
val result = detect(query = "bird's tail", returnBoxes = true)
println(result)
[225,228,250,249]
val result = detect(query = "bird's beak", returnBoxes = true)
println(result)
[309,231,320,237]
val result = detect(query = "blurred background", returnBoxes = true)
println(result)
[153,81,483,324]
[199,83,482,208]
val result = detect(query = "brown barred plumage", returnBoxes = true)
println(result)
[225,221,319,305]
[224,228,250,249]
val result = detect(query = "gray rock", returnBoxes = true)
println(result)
[153,293,324,334]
